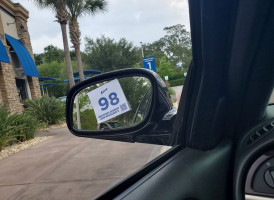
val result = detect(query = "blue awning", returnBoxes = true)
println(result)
[64,77,91,82]
[39,77,61,81]
[40,83,59,86]
[0,39,10,63]
[73,70,101,77]
[5,34,38,77]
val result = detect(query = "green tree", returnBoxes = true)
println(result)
[162,24,192,69]
[143,39,166,67]
[84,35,141,72]
[66,0,108,81]
[37,61,67,97]
[157,56,175,80]
[43,45,64,63]
[37,60,83,97]
[34,53,44,65]
[34,46,78,66]
[37,61,63,78]
[143,24,192,70]
[32,0,75,88]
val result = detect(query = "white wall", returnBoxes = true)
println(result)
[0,9,19,39]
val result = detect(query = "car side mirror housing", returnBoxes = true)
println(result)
[66,68,176,145]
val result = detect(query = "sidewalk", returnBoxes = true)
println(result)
[0,127,165,200]
[171,85,183,109]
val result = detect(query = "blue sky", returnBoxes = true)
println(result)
[17,0,190,54]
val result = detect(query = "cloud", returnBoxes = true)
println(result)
[17,0,190,54]
[170,0,188,9]
[134,11,142,22]
[31,32,66,54]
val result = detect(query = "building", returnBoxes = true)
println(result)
[0,0,41,113]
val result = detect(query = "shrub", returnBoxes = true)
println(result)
[15,113,42,141]
[169,78,185,87]
[24,95,65,125]
[0,106,23,150]
[0,105,43,150]
[168,88,176,96]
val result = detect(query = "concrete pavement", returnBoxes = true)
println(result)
[171,85,183,109]
[0,127,166,200]
[171,85,183,95]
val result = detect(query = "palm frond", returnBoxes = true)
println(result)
[66,0,108,19]
[83,0,108,17]
[31,0,69,13]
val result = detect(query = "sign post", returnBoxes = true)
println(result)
[143,56,156,72]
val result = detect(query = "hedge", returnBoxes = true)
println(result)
[169,78,185,87]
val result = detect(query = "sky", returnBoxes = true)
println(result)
[16,0,190,54]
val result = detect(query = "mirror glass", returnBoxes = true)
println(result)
[73,76,152,131]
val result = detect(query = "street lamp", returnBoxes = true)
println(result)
[140,42,144,58]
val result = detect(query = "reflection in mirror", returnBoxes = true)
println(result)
[73,76,152,131]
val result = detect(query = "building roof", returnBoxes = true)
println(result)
[0,0,29,20]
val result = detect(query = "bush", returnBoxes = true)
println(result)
[169,78,185,87]
[168,88,176,96]
[0,106,41,150]
[15,113,42,141]
[0,106,22,150]
[24,95,65,125]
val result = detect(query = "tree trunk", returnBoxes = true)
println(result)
[60,22,75,88]
[75,45,85,81]
[69,19,84,82]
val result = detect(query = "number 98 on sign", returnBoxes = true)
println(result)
[98,92,119,111]
[87,79,131,123]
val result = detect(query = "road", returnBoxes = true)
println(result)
[0,127,167,200]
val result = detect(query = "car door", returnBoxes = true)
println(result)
[66,0,274,199]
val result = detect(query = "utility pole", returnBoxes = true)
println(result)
[140,42,144,58]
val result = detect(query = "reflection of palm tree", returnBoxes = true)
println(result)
[66,0,108,81]
[32,0,75,88]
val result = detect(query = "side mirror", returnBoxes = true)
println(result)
[66,68,176,145]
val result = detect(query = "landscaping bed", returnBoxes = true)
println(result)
[0,95,65,152]
[0,136,52,160]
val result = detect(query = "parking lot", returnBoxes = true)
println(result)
[0,127,167,200]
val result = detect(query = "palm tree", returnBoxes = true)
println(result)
[66,0,108,81]
[32,0,75,88]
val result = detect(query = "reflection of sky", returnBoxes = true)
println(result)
[17,0,190,53]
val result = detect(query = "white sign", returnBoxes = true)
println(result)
[164,76,169,81]
[87,79,131,123]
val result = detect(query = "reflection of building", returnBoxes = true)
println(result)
[0,0,41,112]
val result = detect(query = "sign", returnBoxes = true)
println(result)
[164,76,169,81]
[87,79,131,123]
[143,56,156,72]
